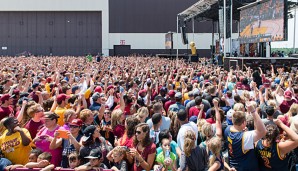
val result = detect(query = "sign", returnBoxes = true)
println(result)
[120,40,125,45]
[2,47,7,50]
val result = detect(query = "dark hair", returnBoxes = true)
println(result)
[30,148,43,157]
[153,102,163,113]
[265,124,279,145]
[133,123,151,147]
[177,109,187,121]
[158,129,170,145]
[126,116,140,138]
[234,94,241,103]
[152,113,162,125]
[242,78,249,85]
[195,96,202,105]
[187,84,193,91]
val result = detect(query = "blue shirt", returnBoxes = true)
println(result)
[89,102,101,111]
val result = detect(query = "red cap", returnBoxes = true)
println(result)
[138,89,147,96]
[70,119,83,127]
[168,90,176,97]
[284,91,293,99]
[236,82,242,90]
[94,86,103,93]
[46,77,52,83]
[107,85,115,91]
[1,94,11,102]
[57,94,71,103]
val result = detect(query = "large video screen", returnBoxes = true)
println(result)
[239,0,287,43]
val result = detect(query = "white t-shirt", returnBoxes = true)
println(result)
[177,122,198,151]
[243,131,256,150]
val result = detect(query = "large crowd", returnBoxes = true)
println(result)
[0,56,298,171]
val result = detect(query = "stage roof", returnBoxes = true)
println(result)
[179,0,257,21]
[179,0,298,22]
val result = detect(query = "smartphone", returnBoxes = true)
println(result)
[123,146,130,152]
[57,130,69,139]
[39,135,48,140]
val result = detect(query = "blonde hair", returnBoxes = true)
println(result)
[208,137,222,167]
[288,104,298,118]
[111,109,123,129]
[197,119,207,132]
[136,107,149,120]
[80,109,92,122]
[64,109,76,123]
[113,146,126,156]
[233,103,245,112]
[184,130,196,157]
[27,104,42,118]
[202,123,213,139]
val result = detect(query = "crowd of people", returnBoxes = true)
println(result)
[0,56,298,171]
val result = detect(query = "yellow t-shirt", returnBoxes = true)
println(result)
[182,92,189,104]
[55,107,67,126]
[0,128,32,165]
[45,83,51,94]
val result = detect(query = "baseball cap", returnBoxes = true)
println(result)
[193,88,200,96]
[32,82,40,89]
[92,92,105,101]
[168,90,176,97]
[82,125,97,142]
[175,92,182,99]
[0,94,12,103]
[94,86,103,93]
[138,89,147,96]
[284,91,293,99]
[44,112,60,120]
[107,85,115,91]
[188,91,194,97]
[71,85,80,94]
[85,149,102,159]
[189,116,198,123]
[274,78,280,84]
[69,119,83,127]
[226,109,234,125]
[57,94,71,103]
[160,87,167,93]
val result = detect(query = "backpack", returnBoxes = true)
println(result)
[288,149,298,171]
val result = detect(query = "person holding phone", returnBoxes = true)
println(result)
[50,119,83,168]
[34,112,64,167]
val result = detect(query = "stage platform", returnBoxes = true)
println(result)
[223,57,298,71]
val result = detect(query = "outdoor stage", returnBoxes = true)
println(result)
[223,57,298,71]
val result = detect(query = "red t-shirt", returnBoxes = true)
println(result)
[280,99,297,114]
[25,119,45,139]
[188,106,206,119]
[119,133,134,148]
[133,142,156,171]
[0,106,14,120]
[164,100,175,112]
[113,124,125,138]
[206,118,216,124]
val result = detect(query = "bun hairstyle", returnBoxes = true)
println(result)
[184,130,196,157]
[265,124,280,145]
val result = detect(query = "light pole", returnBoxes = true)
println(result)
[224,0,227,59]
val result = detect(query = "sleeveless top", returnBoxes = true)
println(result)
[255,140,289,171]
[224,126,259,171]
[215,155,224,171]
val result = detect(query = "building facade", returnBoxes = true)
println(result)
[0,0,237,57]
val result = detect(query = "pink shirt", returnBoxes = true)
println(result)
[35,125,64,167]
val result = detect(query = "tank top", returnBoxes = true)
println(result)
[224,126,259,171]
[255,140,289,171]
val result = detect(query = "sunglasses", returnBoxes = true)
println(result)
[104,112,111,114]
[70,125,79,128]
[135,130,142,135]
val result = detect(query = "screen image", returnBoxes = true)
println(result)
[239,0,286,43]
